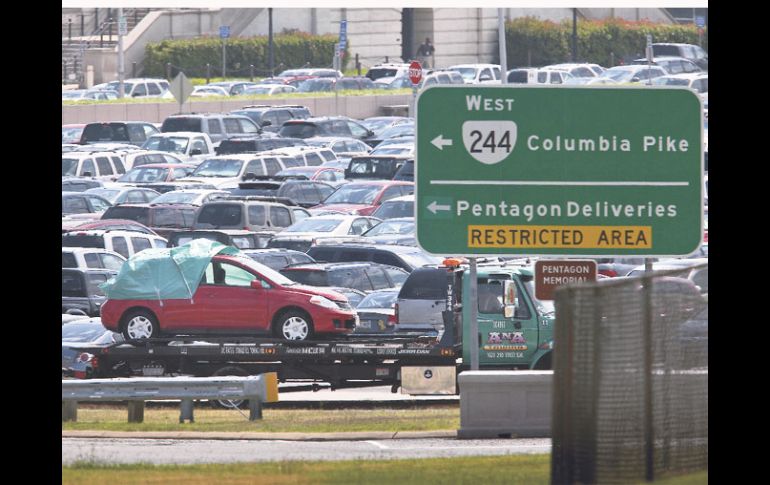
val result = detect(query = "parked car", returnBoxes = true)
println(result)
[227,178,337,208]
[392,159,414,181]
[62,229,168,259]
[447,64,502,84]
[99,245,357,341]
[160,113,261,145]
[650,73,708,94]
[307,242,442,273]
[631,56,702,75]
[275,166,346,186]
[61,218,159,235]
[62,319,124,378]
[593,257,658,278]
[99,78,169,98]
[370,194,414,219]
[101,203,198,239]
[241,248,316,271]
[207,81,259,96]
[304,136,372,155]
[149,189,229,206]
[280,261,408,293]
[311,180,414,215]
[62,268,118,317]
[62,90,114,102]
[279,117,374,140]
[168,229,274,250]
[542,63,600,78]
[416,69,466,90]
[114,163,196,185]
[62,177,104,192]
[363,122,414,147]
[266,214,381,252]
[260,146,339,167]
[364,63,411,81]
[652,43,708,71]
[231,104,311,132]
[62,191,112,216]
[373,76,415,90]
[353,288,400,334]
[140,132,215,164]
[242,84,298,96]
[62,151,128,180]
[297,77,376,92]
[79,121,160,146]
[361,217,415,245]
[84,186,161,205]
[62,247,127,271]
[394,266,450,332]
[190,85,230,97]
[177,154,296,189]
[345,155,411,180]
[597,65,668,83]
[63,124,86,144]
[193,198,308,232]
[215,136,307,156]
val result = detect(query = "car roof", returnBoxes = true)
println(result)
[147,132,207,138]
[106,202,198,209]
[63,229,161,237]
[282,261,383,270]
[380,194,414,202]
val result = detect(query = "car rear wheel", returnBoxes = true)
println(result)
[274,310,314,341]
[121,309,159,340]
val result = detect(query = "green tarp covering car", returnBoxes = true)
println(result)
[100,239,240,300]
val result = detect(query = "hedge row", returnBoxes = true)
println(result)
[144,33,347,78]
[505,17,707,68]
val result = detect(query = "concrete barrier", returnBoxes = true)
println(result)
[62,94,413,124]
[458,370,552,439]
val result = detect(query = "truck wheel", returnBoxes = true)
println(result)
[121,309,159,340]
[211,366,248,410]
[274,310,314,341]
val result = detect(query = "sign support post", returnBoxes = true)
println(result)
[408,60,422,118]
[469,257,479,370]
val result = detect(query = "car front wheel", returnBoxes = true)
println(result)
[274,311,314,341]
[122,309,159,340]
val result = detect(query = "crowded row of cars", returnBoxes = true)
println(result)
[62,50,707,377]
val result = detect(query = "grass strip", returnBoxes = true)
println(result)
[63,406,459,433]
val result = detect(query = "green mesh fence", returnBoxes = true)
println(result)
[551,263,707,484]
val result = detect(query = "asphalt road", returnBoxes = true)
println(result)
[62,437,551,465]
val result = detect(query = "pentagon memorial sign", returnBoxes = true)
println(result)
[415,86,703,256]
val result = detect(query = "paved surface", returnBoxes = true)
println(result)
[277,384,458,403]
[62,436,551,465]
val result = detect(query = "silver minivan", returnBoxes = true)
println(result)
[394,267,449,331]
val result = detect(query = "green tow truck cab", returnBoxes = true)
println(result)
[445,262,556,370]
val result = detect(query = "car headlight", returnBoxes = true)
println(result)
[309,295,338,309]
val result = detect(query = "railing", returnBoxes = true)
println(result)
[62,373,279,423]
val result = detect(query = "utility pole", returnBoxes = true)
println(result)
[498,9,507,83]
[572,8,578,62]
[268,8,274,76]
[117,8,125,98]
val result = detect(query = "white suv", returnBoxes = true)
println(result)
[62,230,168,259]
[62,151,128,180]
[447,64,502,84]
[62,247,127,271]
[178,153,296,189]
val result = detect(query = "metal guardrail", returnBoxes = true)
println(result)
[62,373,279,423]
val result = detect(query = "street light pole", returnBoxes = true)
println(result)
[118,8,125,98]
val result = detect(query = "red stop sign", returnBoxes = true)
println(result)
[408,60,423,85]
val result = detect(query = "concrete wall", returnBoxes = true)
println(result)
[343,8,404,69]
[61,93,411,124]
[434,8,499,67]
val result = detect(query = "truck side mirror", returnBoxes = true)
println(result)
[503,280,517,318]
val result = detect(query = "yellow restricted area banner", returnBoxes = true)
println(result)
[468,225,652,249]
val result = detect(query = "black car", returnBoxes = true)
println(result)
[393,159,414,181]
[227,178,337,208]
[79,121,159,146]
[307,243,442,273]
[345,155,412,180]
[215,136,307,155]
[231,105,311,132]
[62,191,112,216]
[652,43,708,71]
[62,177,104,192]
[62,268,118,317]
[241,248,316,271]
[279,117,374,140]
[280,262,408,293]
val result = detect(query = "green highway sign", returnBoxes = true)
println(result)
[415,86,703,256]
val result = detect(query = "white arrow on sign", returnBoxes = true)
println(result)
[427,201,451,214]
[431,134,453,150]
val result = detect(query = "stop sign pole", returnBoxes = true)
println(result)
[408,60,422,118]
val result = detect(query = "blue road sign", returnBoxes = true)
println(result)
[220,25,230,39]
[695,16,705,28]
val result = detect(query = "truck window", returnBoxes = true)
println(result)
[479,278,531,319]
[399,269,446,299]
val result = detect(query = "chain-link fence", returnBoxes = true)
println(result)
[551,263,708,484]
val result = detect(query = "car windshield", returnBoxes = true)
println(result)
[298,79,334,92]
[152,192,198,204]
[62,158,79,176]
[600,68,635,82]
[192,159,244,177]
[284,218,343,233]
[375,123,414,140]
[62,322,119,345]
[118,167,170,183]
[372,200,413,219]
[652,77,689,86]
[142,136,190,154]
[652,45,681,56]
[452,67,478,81]
[86,189,121,203]
[323,184,381,205]
[227,255,297,286]
[103,206,150,225]
[244,87,272,95]
[357,291,398,309]
[364,220,414,236]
